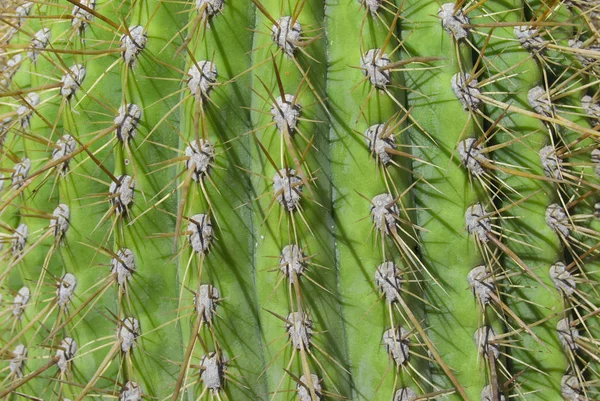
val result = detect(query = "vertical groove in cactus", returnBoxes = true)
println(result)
[1,1,599,401]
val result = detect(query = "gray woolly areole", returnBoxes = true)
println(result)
[187,213,214,254]
[467,265,494,306]
[549,262,575,296]
[114,103,142,142]
[194,284,220,323]
[51,204,70,238]
[109,175,135,215]
[185,139,214,182]
[382,326,410,366]
[188,60,217,99]
[474,326,499,360]
[121,26,147,66]
[458,138,488,176]
[56,273,76,309]
[279,244,306,281]
[271,94,301,134]
[118,317,140,353]
[60,64,86,99]
[375,261,401,304]
[286,311,313,350]
[546,203,570,239]
[360,49,390,89]
[451,73,480,110]
[438,3,469,40]
[296,374,321,401]
[394,387,417,401]
[120,381,142,401]
[371,193,398,235]
[271,16,301,57]
[365,123,395,165]
[273,168,303,211]
[111,248,135,287]
[465,203,491,243]
[199,352,225,391]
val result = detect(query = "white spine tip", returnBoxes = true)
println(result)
[111,248,135,287]
[365,124,395,165]
[187,61,217,99]
[458,138,488,176]
[271,16,301,57]
[56,273,77,309]
[271,94,301,134]
[286,311,313,350]
[465,203,491,242]
[279,244,306,281]
[109,175,135,215]
[185,139,214,182]
[371,193,399,236]
[114,103,142,142]
[474,326,499,360]
[451,73,480,110]
[187,214,213,254]
[546,203,570,239]
[360,49,391,89]
[375,261,402,304]
[383,327,410,366]
[199,352,225,391]
[297,374,322,401]
[56,337,77,373]
[467,265,494,306]
[438,3,470,40]
[194,284,220,323]
[121,26,147,66]
[118,317,140,353]
[273,168,303,212]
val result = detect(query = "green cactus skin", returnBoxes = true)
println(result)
[467,2,567,399]
[1,1,599,401]
[326,2,428,400]
[400,1,500,399]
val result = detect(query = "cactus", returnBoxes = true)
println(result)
[0,0,599,400]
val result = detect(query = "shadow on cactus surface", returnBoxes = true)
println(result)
[0,0,599,400]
